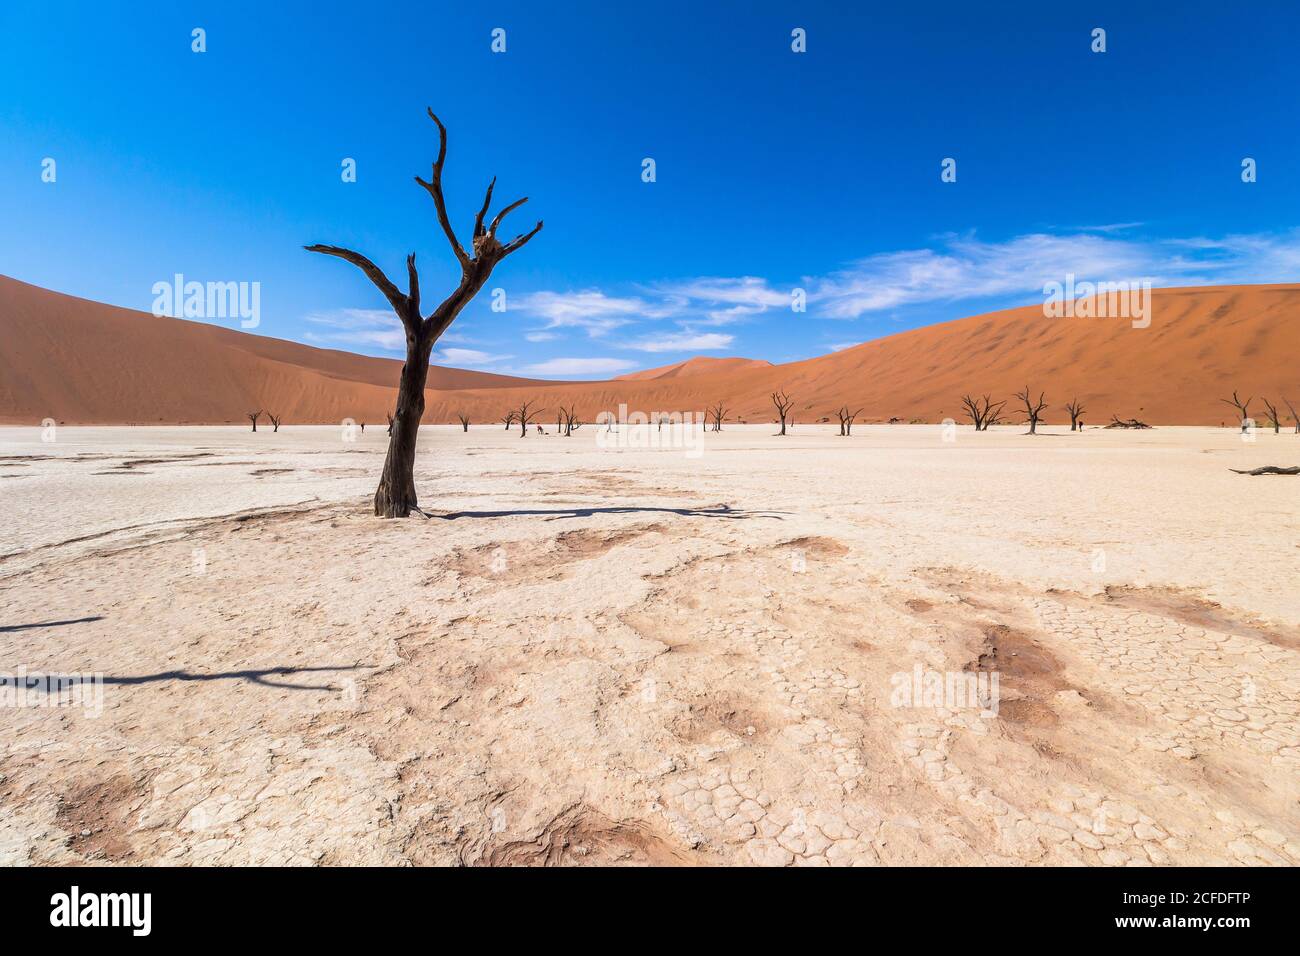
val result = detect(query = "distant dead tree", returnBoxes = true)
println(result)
[1220,390,1252,433]
[501,411,517,430]
[835,405,864,436]
[1064,397,1086,432]
[771,390,794,435]
[305,108,542,517]
[1014,385,1048,435]
[456,413,470,432]
[386,413,394,436]
[1285,397,1300,434]
[1261,398,1281,434]
[267,413,282,433]
[514,399,545,437]
[559,405,581,436]
[708,402,727,432]
[959,394,1005,431]
[247,409,263,432]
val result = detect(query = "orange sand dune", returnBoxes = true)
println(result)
[0,276,546,425]
[1,275,1297,426]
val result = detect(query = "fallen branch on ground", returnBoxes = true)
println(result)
[1229,465,1300,476]
[1105,415,1153,429]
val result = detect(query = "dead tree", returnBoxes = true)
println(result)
[1285,397,1300,434]
[267,413,282,433]
[305,108,542,517]
[501,411,517,430]
[959,394,1005,431]
[1014,386,1048,435]
[1220,390,1252,433]
[247,409,263,432]
[559,405,581,436]
[456,413,470,432]
[514,399,545,437]
[1230,465,1300,475]
[1065,397,1086,432]
[771,391,794,436]
[1261,398,1281,434]
[386,413,394,436]
[835,405,864,436]
[708,402,727,432]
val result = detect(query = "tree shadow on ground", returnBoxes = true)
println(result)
[0,616,105,633]
[1,665,367,692]
[431,503,787,521]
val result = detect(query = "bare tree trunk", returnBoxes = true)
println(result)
[374,335,431,518]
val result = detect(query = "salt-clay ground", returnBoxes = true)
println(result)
[0,423,1296,866]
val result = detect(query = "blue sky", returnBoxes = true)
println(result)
[2,0,1298,377]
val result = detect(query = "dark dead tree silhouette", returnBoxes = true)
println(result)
[386,413,394,436]
[1065,397,1086,432]
[959,394,1005,431]
[501,410,517,430]
[771,391,794,436]
[305,109,542,517]
[559,405,581,436]
[267,413,282,433]
[1014,385,1048,435]
[1261,398,1281,434]
[835,405,864,436]
[247,410,263,432]
[1285,397,1300,434]
[456,413,470,432]
[1220,390,1252,434]
[514,399,545,437]
[959,394,986,430]
[708,402,727,432]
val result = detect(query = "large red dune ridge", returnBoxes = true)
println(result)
[1,275,1296,427]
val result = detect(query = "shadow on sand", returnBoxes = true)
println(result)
[0,616,106,633]
[1,665,367,692]
[432,503,787,522]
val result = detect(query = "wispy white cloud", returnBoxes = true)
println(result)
[805,229,1300,318]
[650,276,787,325]
[433,347,513,368]
[524,330,560,342]
[522,357,638,376]
[512,290,655,336]
[622,331,734,353]
[302,308,404,351]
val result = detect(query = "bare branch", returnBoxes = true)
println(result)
[473,177,496,239]
[488,197,528,236]
[406,253,420,317]
[1230,465,1300,475]
[304,245,410,324]
[502,220,544,257]
[413,108,471,271]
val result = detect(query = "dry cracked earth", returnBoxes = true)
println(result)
[0,425,1296,866]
